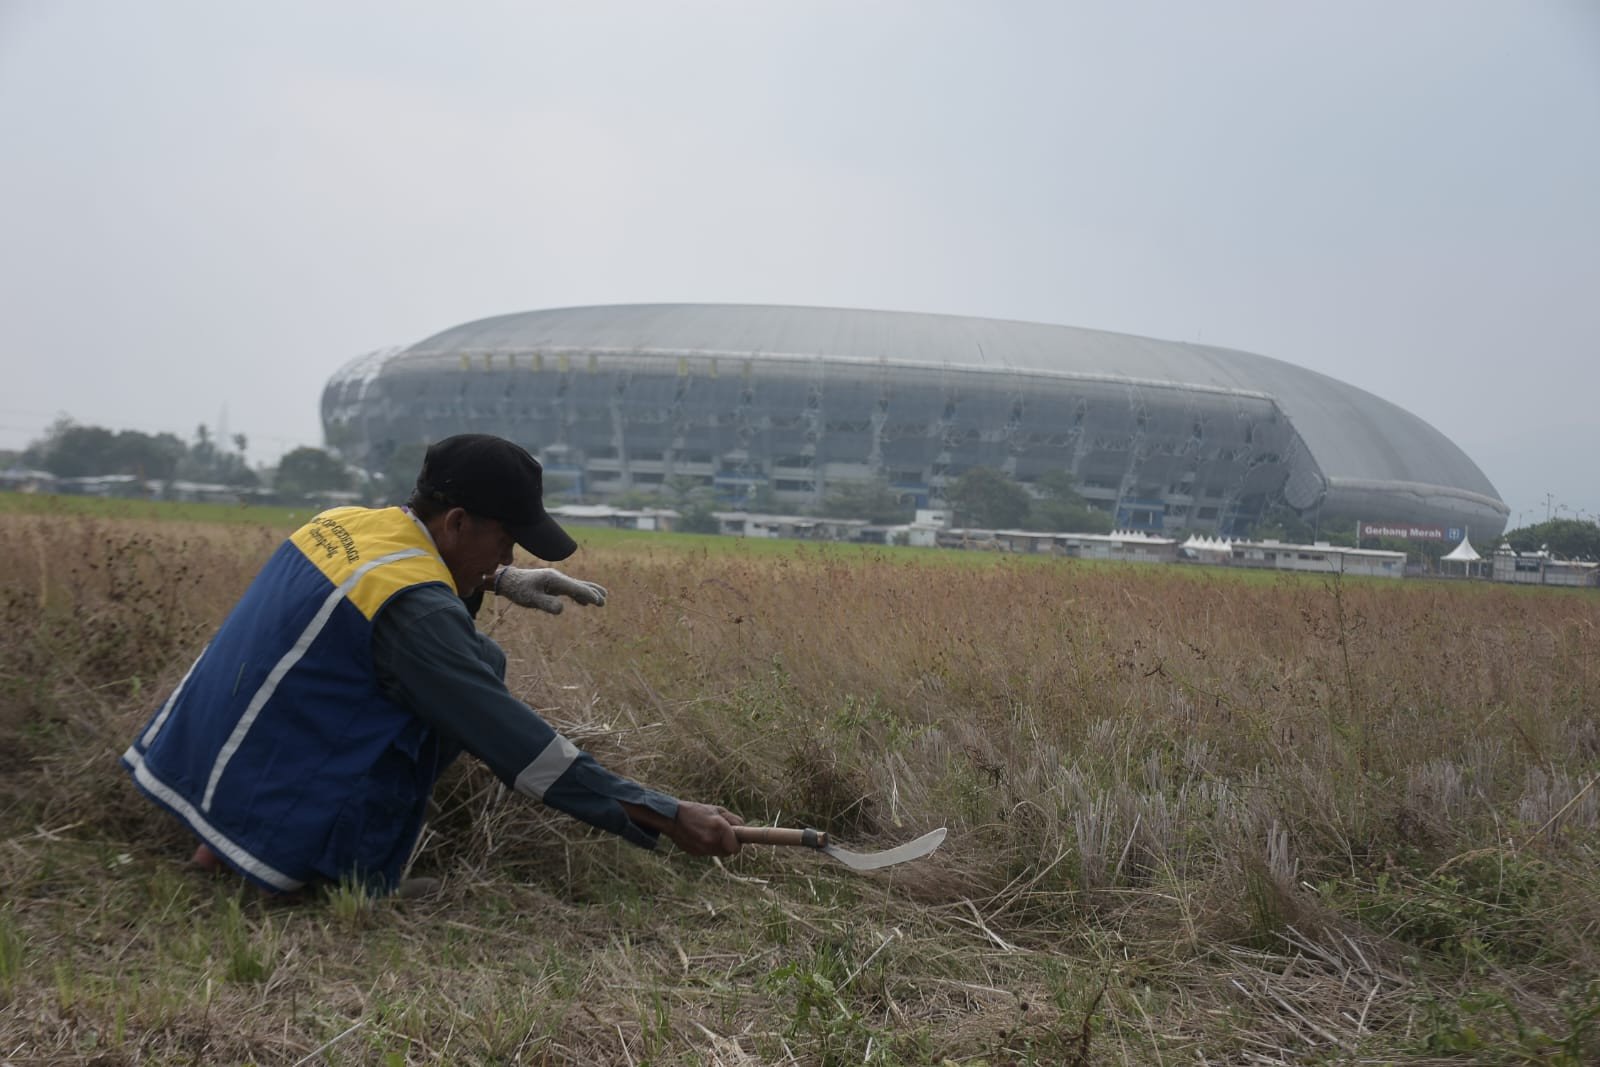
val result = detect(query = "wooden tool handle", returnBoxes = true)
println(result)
[733,826,829,849]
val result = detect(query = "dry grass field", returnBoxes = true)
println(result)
[2,504,1597,1065]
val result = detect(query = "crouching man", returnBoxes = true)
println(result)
[122,434,741,896]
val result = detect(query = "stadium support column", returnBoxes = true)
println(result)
[1116,382,1151,529]
[609,381,627,494]
[868,364,888,479]
[803,362,824,508]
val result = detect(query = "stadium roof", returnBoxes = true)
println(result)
[401,303,1503,518]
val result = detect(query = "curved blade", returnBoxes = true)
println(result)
[821,827,947,871]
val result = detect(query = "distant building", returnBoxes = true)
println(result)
[549,504,679,532]
[1226,538,1406,578]
[975,528,1181,563]
[1055,530,1180,563]
[0,468,56,493]
[713,512,868,541]
[56,474,149,499]
[166,480,253,504]
[1492,544,1600,587]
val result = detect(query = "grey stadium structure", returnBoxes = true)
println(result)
[321,304,1508,539]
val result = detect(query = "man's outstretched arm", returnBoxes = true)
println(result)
[373,584,741,854]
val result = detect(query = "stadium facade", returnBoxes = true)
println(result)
[321,304,1508,539]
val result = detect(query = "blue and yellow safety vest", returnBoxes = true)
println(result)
[123,506,461,892]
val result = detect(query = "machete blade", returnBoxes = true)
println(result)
[821,827,947,871]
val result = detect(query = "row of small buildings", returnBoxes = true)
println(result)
[548,505,1597,586]
[6,468,1590,587]
[0,469,259,503]
[0,469,364,507]
[1481,544,1600,588]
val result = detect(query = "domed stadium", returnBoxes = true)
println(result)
[322,304,1508,538]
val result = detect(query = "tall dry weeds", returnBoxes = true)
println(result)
[3,514,1598,1064]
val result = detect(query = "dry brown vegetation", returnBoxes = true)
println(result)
[2,509,1598,1065]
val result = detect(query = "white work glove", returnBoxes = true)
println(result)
[491,566,608,614]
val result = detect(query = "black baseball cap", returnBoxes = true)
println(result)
[414,434,577,561]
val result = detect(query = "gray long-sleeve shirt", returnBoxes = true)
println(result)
[371,582,677,849]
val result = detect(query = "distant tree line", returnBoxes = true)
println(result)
[938,467,1114,533]
[11,417,357,502]
[20,418,258,485]
[1500,518,1600,560]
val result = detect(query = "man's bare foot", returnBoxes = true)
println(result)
[191,841,225,873]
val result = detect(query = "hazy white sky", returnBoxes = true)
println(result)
[2,1,1596,526]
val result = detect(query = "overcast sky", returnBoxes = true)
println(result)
[2,1,1595,527]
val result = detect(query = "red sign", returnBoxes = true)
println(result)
[1360,522,1447,541]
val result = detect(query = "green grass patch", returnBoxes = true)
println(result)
[0,489,305,527]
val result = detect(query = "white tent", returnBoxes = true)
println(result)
[1441,535,1484,577]
[1179,534,1233,562]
